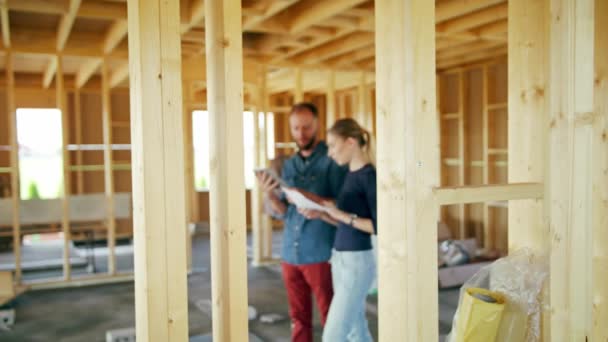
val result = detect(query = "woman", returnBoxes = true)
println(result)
[299,118,377,341]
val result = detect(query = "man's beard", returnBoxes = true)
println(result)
[297,135,317,152]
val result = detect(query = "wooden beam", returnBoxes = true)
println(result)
[75,58,102,88]
[110,63,129,88]
[101,60,116,275]
[78,0,126,20]
[508,0,549,254]
[1,4,10,47]
[57,55,71,281]
[127,0,189,340]
[5,0,69,15]
[42,56,58,88]
[437,46,507,70]
[436,3,508,34]
[593,1,608,340]
[482,66,491,250]
[548,0,596,340]
[326,69,336,127]
[243,0,296,30]
[205,0,249,339]
[434,183,544,206]
[103,20,128,55]
[291,32,374,64]
[376,0,439,341]
[6,52,21,283]
[287,0,368,34]
[436,0,506,23]
[180,0,204,34]
[324,44,375,67]
[181,85,195,273]
[294,67,303,102]
[56,0,82,51]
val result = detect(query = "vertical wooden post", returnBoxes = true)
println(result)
[508,0,549,252]
[548,0,595,340]
[326,70,336,128]
[101,59,116,275]
[252,65,272,266]
[357,71,367,128]
[294,67,303,103]
[204,0,249,340]
[458,71,468,239]
[375,0,439,340]
[182,90,194,273]
[6,52,21,283]
[252,83,263,266]
[127,0,189,340]
[593,1,608,339]
[74,87,84,194]
[482,66,492,251]
[259,75,273,260]
[57,54,72,280]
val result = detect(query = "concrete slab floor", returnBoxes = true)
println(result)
[0,233,458,341]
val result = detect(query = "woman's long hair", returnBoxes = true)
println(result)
[328,118,375,166]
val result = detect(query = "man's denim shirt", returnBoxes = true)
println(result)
[278,142,347,265]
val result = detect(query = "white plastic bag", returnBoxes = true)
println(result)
[447,248,549,342]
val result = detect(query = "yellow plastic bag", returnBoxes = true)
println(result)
[454,288,505,342]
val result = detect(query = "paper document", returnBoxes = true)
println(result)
[282,187,328,212]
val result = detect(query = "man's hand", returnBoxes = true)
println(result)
[256,171,280,194]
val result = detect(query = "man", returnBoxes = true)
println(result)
[258,102,346,342]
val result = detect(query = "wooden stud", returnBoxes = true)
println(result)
[252,66,266,266]
[57,54,72,280]
[458,71,468,239]
[204,0,249,340]
[482,65,492,251]
[101,59,116,275]
[182,87,195,273]
[593,1,608,340]
[375,0,439,340]
[356,71,367,128]
[6,52,21,283]
[74,87,84,194]
[548,0,596,340]
[127,0,189,340]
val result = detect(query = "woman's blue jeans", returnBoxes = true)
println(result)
[323,249,376,342]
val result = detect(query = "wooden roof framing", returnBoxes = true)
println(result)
[0,0,509,93]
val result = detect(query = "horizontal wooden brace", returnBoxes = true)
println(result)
[433,182,544,205]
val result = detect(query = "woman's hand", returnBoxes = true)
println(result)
[298,208,324,220]
[321,200,347,222]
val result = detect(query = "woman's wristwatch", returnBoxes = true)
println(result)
[348,213,358,226]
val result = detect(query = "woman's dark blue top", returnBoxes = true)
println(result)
[334,164,377,251]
